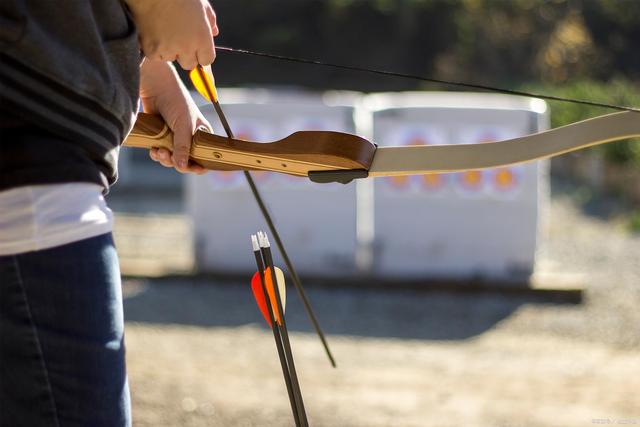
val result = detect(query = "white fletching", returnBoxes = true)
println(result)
[258,231,267,248]
[251,234,259,252]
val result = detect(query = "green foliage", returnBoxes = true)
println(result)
[211,1,639,92]
[628,211,640,233]
[523,79,640,165]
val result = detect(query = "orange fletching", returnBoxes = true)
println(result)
[264,267,286,325]
[251,267,286,327]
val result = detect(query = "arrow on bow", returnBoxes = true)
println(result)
[189,64,337,367]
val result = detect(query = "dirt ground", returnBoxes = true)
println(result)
[116,191,640,427]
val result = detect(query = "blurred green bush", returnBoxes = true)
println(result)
[628,210,640,233]
[524,79,640,166]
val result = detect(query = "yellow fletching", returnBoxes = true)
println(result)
[189,65,219,102]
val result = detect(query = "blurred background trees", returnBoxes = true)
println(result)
[211,0,639,88]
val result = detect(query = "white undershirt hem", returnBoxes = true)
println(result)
[0,183,114,256]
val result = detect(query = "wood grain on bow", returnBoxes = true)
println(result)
[124,113,376,180]
[123,111,640,184]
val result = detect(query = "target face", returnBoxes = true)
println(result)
[453,127,524,198]
[491,167,520,193]
[382,127,449,193]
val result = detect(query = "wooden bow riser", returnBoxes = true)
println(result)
[124,113,376,177]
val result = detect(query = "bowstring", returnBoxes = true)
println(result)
[215,45,640,113]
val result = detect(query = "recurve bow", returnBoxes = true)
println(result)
[123,110,640,184]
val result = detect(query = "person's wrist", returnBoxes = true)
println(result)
[139,60,179,99]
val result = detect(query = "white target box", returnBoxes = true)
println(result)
[363,92,549,280]
[187,89,362,275]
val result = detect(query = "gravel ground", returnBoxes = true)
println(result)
[117,189,639,427]
[528,194,640,349]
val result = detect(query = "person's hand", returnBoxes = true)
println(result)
[125,0,219,70]
[139,59,210,174]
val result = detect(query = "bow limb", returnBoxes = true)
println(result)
[368,111,640,176]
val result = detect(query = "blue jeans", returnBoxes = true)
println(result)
[0,233,131,426]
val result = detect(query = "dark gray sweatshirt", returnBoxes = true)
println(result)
[0,0,141,190]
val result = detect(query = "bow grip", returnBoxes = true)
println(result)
[123,113,175,151]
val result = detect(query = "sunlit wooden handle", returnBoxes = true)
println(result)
[122,112,376,176]
[123,113,175,151]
